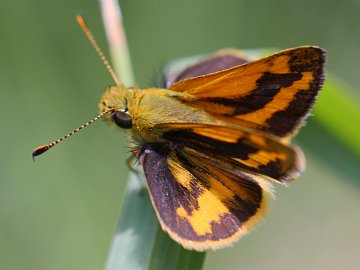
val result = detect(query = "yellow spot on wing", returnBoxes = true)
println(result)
[176,177,233,236]
[248,133,268,147]
[167,155,193,189]
[236,151,287,169]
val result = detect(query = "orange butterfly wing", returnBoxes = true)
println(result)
[169,46,326,137]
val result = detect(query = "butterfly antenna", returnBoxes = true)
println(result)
[76,14,120,86]
[32,109,113,160]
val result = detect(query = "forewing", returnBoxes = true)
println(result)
[169,46,326,137]
[141,144,267,251]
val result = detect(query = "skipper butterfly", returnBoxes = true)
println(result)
[33,16,326,250]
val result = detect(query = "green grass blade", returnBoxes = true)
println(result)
[100,0,134,87]
[314,76,360,157]
[148,227,206,270]
[105,174,159,270]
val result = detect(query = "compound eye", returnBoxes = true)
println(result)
[111,111,132,129]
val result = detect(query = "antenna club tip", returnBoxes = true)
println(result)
[32,145,51,160]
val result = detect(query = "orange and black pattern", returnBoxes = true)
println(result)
[169,47,326,137]
[162,125,303,183]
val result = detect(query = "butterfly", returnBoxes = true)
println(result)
[33,16,326,251]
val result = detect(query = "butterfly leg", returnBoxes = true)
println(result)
[126,155,140,174]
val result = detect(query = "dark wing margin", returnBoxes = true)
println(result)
[140,144,267,251]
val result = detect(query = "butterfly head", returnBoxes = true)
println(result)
[99,86,133,129]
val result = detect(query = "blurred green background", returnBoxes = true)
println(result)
[1,0,359,269]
